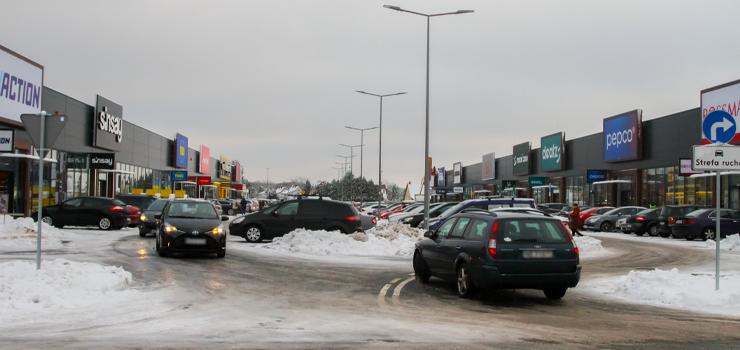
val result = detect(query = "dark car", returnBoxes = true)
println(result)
[537,203,568,214]
[116,194,158,212]
[399,202,456,228]
[360,214,377,231]
[670,209,740,241]
[32,196,131,230]
[619,208,661,236]
[213,199,238,215]
[154,198,229,258]
[413,211,580,299]
[657,205,708,238]
[582,206,646,232]
[229,198,362,242]
[425,198,536,231]
[139,199,170,237]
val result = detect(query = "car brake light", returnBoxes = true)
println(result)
[683,219,695,225]
[110,206,124,211]
[636,216,645,221]
[372,218,377,224]
[668,217,676,224]
[345,216,361,222]
[488,221,498,257]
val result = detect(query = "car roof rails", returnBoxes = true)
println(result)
[460,208,497,216]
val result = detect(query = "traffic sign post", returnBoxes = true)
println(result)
[20,112,68,270]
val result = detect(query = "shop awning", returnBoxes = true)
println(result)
[99,169,136,175]
[0,153,58,163]
[690,171,740,178]
[531,185,552,189]
[591,180,632,185]
[175,181,197,185]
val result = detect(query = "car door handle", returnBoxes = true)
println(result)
[455,246,461,250]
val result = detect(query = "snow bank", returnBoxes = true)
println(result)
[260,222,425,257]
[575,236,608,258]
[705,234,740,252]
[0,259,134,312]
[599,268,740,316]
[0,217,76,250]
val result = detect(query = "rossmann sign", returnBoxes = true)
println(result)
[0,44,43,120]
[701,79,740,145]
[603,110,642,162]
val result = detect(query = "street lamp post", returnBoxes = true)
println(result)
[345,126,378,207]
[356,91,406,215]
[383,4,473,230]
[333,162,346,200]
[336,155,355,201]
[339,144,362,176]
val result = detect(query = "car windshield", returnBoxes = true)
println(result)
[603,208,621,216]
[168,202,218,219]
[499,218,570,244]
[406,205,425,214]
[147,199,168,211]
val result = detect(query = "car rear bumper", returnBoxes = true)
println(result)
[470,265,581,290]
[669,225,701,238]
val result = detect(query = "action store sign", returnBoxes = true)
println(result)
[701,79,740,145]
[200,145,210,174]
[0,45,43,120]
[541,132,565,171]
[603,110,642,162]
[513,142,531,175]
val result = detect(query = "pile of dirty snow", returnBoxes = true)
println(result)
[0,259,134,312]
[705,234,740,252]
[0,217,76,250]
[260,222,425,257]
[596,268,740,316]
[575,235,609,258]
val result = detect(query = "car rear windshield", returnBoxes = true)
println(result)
[636,208,658,216]
[112,199,127,207]
[168,202,218,219]
[662,206,702,217]
[147,199,168,211]
[686,209,711,217]
[497,219,570,244]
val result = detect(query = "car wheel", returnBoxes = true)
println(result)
[700,227,715,241]
[98,217,112,230]
[456,264,474,299]
[41,215,53,226]
[228,209,235,215]
[413,252,431,284]
[139,230,146,238]
[244,225,263,243]
[544,287,568,300]
[600,222,613,232]
[647,224,659,237]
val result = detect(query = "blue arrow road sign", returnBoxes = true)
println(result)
[702,110,736,144]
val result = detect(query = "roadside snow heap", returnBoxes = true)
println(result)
[260,221,425,257]
[0,259,134,312]
[705,234,740,252]
[574,235,607,258]
[0,217,76,250]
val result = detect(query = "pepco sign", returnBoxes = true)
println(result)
[603,110,642,162]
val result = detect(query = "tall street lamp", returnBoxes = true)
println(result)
[356,91,406,214]
[336,155,355,201]
[383,4,473,230]
[345,126,378,207]
[339,144,362,176]
[333,162,346,201]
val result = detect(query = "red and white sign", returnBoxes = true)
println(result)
[679,158,702,177]
[200,145,210,174]
[701,79,740,145]
[234,162,241,182]
[197,177,211,185]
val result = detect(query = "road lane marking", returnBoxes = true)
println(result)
[389,278,401,283]
[391,277,415,306]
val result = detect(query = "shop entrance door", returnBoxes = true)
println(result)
[98,172,108,197]
[0,171,13,213]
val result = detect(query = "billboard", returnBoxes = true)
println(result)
[529,177,546,187]
[541,132,565,171]
[94,95,124,152]
[679,158,702,177]
[603,110,642,162]
[0,44,43,121]
[453,162,462,184]
[219,155,231,180]
[512,142,531,175]
[482,153,495,180]
[0,129,14,152]
[89,153,115,170]
[174,134,188,168]
[437,166,445,187]
[199,145,210,174]
[586,170,608,183]
[171,171,187,181]
[701,79,740,145]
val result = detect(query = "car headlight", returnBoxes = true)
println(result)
[164,222,177,233]
[140,214,147,221]
[212,224,224,235]
[232,216,245,224]
[403,217,414,222]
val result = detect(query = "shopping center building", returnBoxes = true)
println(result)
[0,44,245,216]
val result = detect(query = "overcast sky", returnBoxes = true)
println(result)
[3,1,740,187]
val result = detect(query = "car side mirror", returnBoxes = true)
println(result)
[221,216,229,221]
[154,214,162,220]
[424,231,436,238]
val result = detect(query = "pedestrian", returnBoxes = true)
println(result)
[240,197,248,214]
[568,203,583,237]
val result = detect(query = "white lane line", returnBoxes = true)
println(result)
[408,273,414,276]
[391,277,415,306]
[378,278,403,307]
[389,278,401,284]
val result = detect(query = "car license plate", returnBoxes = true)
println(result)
[522,250,554,259]
[660,222,665,225]
[184,238,206,245]
[676,220,682,224]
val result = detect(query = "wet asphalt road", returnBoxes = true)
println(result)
[1,232,739,349]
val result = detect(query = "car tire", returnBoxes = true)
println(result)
[456,264,475,299]
[544,287,568,300]
[600,222,613,232]
[98,217,112,230]
[647,224,659,237]
[41,215,53,226]
[413,252,431,284]
[155,235,166,257]
[228,209,235,215]
[139,231,146,238]
[244,225,263,243]
[700,227,715,241]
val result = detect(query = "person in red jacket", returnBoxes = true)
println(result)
[568,203,583,236]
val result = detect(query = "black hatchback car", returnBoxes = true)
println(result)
[657,205,707,238]
[413,210,580,299]
[229,198,362,242]
[154,199,229,258]
[32,196,131,230]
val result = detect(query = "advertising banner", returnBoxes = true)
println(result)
[437,166,446,187]
[679,158,702,177]
[481,153,495,180]
[199,145,210,174]
[0,129,14,152]
[219,155,231,180]
[174,134,188,168]
[453,162,462,184]
[0,45,43,121]
[197,177,211,185]
[88,153,115,170]
[171,171,188,181]
[94,95,124,152]
[512,142,531,175]
[541,132,565,171]
[603,110,642,162]
[701,79,740,145]
[233,161,241,182]
[529,177,546,187]
[586,170,608,183]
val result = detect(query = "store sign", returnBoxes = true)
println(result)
[174,133,188,168]
[0,45,43,120]
[67,153,87,169]
[437,166,445,187]
[587,169,608,183]
[603,110,642,162]
[679,158,702,177]
[199,145,210,174]
[692,145,740,171]
[0,129,13,152]
[453,187,464,194]
[197,176,210,185]
[482,153,495,180]
[93,95,124,151]
[513,142,531,175]
[453,162,462,184]
[701,79,740,145]
[171,171,188,181]
[88,153,115,170]
[233,161,241,182]
[436,189,446,195]
[502,180,516,191]
[541,132,565,171]
[219,155,231,180]
[529,177,546,187]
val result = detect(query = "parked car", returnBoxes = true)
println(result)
[389,203,424,222]
[245,199,259,213]
[115,194,158,213]
[657,205,708,238]
[360,214,377,231]
[378,203,412,219]
[556,205,593,218]
[139,199,170,237]
[537,203,568,214]
[619,208,661,236]
[398,202,455,227]
[229,198,363,242]
[582,206,646,232]
[670,209,740,241]
[208,199,223,215]
[128,205,141,228]
[213,199,238,215]
[361,203,388,215]
[32,196,130,230]
[424,198,537,231]
[577,207,615,228]
[413,211,580,299]
[154,198,228,258]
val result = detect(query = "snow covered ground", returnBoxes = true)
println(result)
[0,217,77,251]
[575,235,612,259]
[584,230,740,256]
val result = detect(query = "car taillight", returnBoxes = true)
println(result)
[110,206,124,211]
[488,221,498,257]
[636,216,645,221]
[345,216,361,222]
[669,217,676,224]
[683,219,695,225]
[372,218,377,224]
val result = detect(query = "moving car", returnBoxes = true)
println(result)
[139,199,170,237]
[619,208,661,236]
[425,198,537,231]
[491,207,570,226]
[398,202,455,227]
[32,196,131,230]
[657,205,708,238]
[154,198,228,258]
[229,198,362,242]
[413,210,580,299]
[669,209,740,241]
[582,206,646,232]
